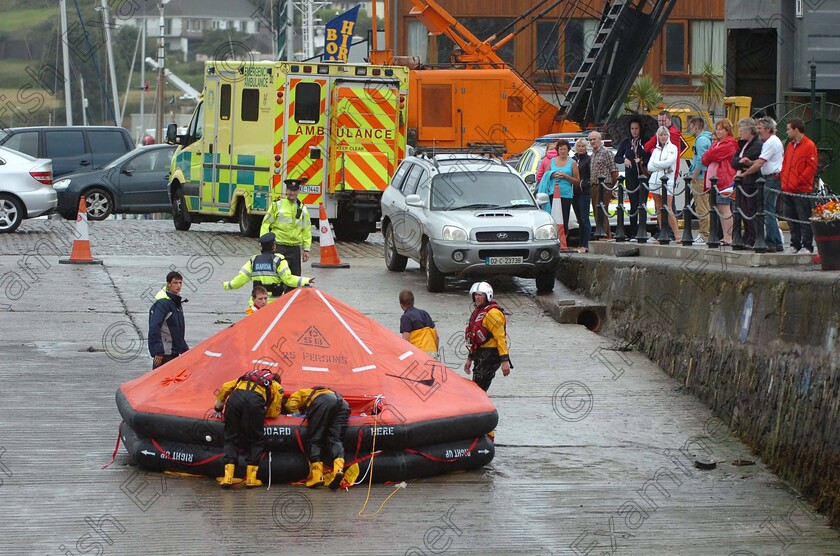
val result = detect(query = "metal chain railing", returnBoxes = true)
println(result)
[590,171,837,252]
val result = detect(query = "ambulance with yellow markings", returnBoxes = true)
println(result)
[166,60,409,240]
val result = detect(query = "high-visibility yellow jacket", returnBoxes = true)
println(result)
[223,252,310,296]
[260,197,312,250]
[282,387,334,415]
[215,377,284,418]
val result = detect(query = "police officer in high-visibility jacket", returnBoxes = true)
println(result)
[222,233,313,300]
[260,179,312,277]
[282,386,350,489]
[463,282,512,391]
[214,370,284,488]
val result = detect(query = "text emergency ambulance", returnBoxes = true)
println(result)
[166,60,409,240]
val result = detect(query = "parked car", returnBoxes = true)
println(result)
[0,126,134,178]
[53,144,176,220]
[381,152,560,293]
[0,146,56,233]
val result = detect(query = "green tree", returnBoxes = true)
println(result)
[625,75,663,112]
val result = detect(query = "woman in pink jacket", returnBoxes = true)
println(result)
[701,119,738,245]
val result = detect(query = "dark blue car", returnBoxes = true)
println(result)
[53,144,175,220]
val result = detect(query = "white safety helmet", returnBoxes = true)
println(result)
[469,281,493,303]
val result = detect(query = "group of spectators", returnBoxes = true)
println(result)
[689,114,819,252]
[532,110,820,253]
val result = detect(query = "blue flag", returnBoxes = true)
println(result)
[323,5,360,62]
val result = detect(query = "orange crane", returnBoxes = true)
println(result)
[371,0,677,155]
[371,0,579,156]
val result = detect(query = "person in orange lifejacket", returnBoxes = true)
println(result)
[282,386,350,489]
[213,370,283,488]
[463,282,511,391]
[245,285,269,316]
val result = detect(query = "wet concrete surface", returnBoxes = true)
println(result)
[1,222,840,555]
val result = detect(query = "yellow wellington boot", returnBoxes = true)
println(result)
[305,462,324,488]
[245,465,262,488]
[219,464,235,489]
[328,458,345,490]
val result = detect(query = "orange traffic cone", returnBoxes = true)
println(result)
[59,197,102,265]
[312,203,349,269]
[558,224,568,250]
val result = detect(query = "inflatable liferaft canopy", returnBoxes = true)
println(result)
[116,288,497,483]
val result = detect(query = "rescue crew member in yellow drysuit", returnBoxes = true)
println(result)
[463,281,511,391]
[260,179,312,277]
[214,370,284,488]
[283,387,351,489]
[222,233,313,301]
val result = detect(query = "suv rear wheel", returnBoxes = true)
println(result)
[384,222,408,271]
[424,243,445,292]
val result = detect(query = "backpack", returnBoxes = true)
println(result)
[239,369,281,407]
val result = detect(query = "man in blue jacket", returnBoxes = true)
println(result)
[688,117,713,244]
[148,271,189,369]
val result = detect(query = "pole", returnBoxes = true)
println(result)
[59,0,73,125]
[810,61,817,139]
[286,0,295,59]
[80,76,88,125]
[270,0,276,60]
[305,0,314,59]
[140,8,146,142]
[156,1,165,143]
[101,0,121,125]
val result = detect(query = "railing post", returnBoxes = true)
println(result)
[731,176,746,250]
[707,176,720,248]
[754,177,768,253]
[681,175,694,246]
[636,176,649,244]
[657,175,670,245]
[594,176,607,240]
[615,176,626,242]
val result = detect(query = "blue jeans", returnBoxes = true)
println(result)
[573,191,592,248]
[763,177,783,247]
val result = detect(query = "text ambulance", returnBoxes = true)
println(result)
[166,60,409,240]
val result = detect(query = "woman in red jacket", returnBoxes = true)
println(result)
[701,119,738,245]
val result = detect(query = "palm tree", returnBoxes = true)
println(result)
[625,75,663,112]
[698,63,725,115]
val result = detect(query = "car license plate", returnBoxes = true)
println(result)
[485,256,523,265]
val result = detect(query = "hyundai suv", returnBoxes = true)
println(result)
[380,153,560,293]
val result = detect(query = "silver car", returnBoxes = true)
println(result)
[381,153,560,293]
[0,146,56,233]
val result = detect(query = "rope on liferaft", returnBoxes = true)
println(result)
[150,438,223,467]
[102,422,124,469]
[357,396,405,518]
[405,437,481,463]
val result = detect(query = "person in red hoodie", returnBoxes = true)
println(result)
[645,110,682,183]
[701,119,738,245]
[781,117,819,253]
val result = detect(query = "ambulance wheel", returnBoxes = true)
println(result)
[172,188,191,231]
[238,201,261,237]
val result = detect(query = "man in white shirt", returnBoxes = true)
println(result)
[737,116,784,251]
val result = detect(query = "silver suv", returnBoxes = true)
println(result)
[381,153,560,293]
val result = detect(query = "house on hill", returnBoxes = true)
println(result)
[123,0,267,62]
